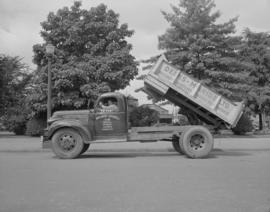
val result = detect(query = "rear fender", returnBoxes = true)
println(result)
[48,120,92,143]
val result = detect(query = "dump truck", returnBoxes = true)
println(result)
[42,56,244,159]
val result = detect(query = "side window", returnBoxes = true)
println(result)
[97,97,119,112]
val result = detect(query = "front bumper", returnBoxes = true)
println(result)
[41,128,51,149]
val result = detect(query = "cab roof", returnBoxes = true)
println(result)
[100,92,125,99]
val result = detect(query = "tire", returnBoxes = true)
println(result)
[180,126,213,159]
[172,136,184,154]
[179,134,186,155]
[51,128,84,159]
[80,143,90,155]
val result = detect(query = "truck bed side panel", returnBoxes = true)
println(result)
[144,57,244,127]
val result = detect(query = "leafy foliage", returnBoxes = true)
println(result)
[157,0,250,101]
[0,55,31,116]
[129,106,159,127]
[239,29,270,130]
[231,113,253,135]
[30,1,138,115]
[0,55,32,134]
[26,118,47,136]
[3,114,27,135]
[139,0,270,129]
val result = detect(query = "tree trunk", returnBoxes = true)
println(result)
[259,112,263,130]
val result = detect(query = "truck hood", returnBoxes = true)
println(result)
[53,110,89,116]
[49,110,89,123]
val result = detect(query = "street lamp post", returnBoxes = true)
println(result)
[45,43,55,122]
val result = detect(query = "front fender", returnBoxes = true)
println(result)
[48,119,92,143]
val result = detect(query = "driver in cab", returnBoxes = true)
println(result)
[99,99,119,112]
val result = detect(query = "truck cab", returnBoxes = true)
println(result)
[44,92,128,144]
[90,92,128,142]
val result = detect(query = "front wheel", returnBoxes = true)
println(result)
[180,126,213,158]
[51,128,84,159]
[80,143,90,155]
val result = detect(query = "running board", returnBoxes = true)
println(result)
[92,138,127,143]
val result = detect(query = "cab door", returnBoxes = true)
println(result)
[94,96,127,140]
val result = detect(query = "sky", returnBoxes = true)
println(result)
[1,0,270,105]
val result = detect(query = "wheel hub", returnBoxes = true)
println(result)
[190,134,205,150]
[59,134,76,151]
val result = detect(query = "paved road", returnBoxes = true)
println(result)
[0,134,270,212]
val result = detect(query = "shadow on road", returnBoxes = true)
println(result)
[74,148,253,159]
[78,151,180,159]
[208,148,252,158]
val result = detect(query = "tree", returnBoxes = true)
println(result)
[0,55,28,115]
[138,0,253,127]
[30,1,138,115]
[0,54,32,134]
[158,0,250,101]
[240,29,270,130]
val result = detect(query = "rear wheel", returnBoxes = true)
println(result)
[172,136,184,154]
[51,128,84,159]
[180,126,213,158]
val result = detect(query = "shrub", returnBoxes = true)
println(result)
[3,115,27,135]
[26,118,47,136]
[178,114,190,126]
[0,117,6,131]
[232,113,253,135]
[129,106,159,127]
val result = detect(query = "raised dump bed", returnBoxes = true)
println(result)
[144,56,244,129]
